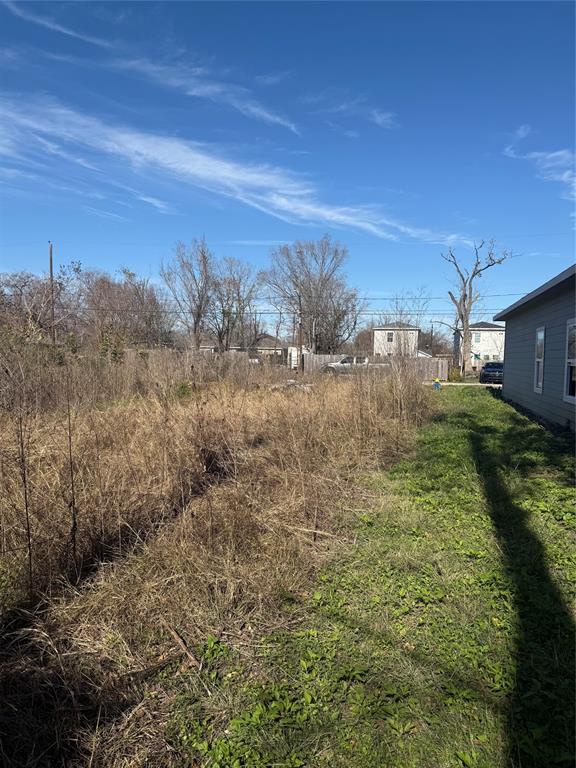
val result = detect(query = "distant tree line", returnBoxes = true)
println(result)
[1,236,510,364]
[0,235,364,356]
[0,262,173,356]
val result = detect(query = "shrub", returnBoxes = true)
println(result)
[448,367,462,382]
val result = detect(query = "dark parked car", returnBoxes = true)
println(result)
[480,361,504,384]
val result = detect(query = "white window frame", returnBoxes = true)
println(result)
[386,331,394,343]
[473,332,481,343]
[563,318,576,404]
[534,326,545,394]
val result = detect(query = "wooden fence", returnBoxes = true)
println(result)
[412,357,448,380]
[302,354,448,380]
[302,354,343,372]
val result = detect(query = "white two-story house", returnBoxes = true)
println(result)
[454,321,505,371]
[373,323,420,358]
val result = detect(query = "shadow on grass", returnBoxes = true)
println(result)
[465,413,575,767]
[0,605,142,767]
[0,455,234,766]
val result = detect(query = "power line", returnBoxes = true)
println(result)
[253,293,526,301]
[46,306,509,317]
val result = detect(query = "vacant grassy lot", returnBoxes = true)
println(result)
[1,382,573,767]
[0,368,426,766]
[169,388,575,768]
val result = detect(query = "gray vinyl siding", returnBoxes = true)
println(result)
[501,280,575,430]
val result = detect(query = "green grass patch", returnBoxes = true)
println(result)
[167,388,575,768]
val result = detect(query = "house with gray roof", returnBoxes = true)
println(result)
[494,264,575,431]
[454,321,505,371]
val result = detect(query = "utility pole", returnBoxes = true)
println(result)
[298,293,304,373]
[311,316,317,355]
[49,240,56,349]
[430,322,434,356]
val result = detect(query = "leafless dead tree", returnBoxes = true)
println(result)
[442,240,510,375]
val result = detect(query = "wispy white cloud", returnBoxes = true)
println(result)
[315,95,366,115]
[94,178,174,213]
[325,120,360,139]
[34,136,99,170]
[114,58,300,135]
[83,206,129,221]
[304,89,397,131]
[505,125,575,201]
[514,124,532,140]
[525,150,575,201]
[135,194,173,214]
[7,42,298,135]
[255,71,293,87]
[0,94,465,244]
[0,127,174,212]
[0,47,20,66]
[0,165,37,182]
[370,109,396,129]
[0,166,111,203]
[2,0,112,48]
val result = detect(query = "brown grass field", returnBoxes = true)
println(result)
[0,351,427,766]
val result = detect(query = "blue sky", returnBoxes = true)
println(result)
[0,1,574,325]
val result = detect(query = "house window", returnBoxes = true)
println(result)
[473,332,481,343]
[483,354,490,361]
[386,332,394,343]
[534,326,545,394]
[564,319,576,402]
[492,355,499,361]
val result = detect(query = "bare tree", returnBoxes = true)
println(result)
[160,239,213,349]
[118,269,172,347]
[373,289,431,357]
[78,268,172,353]
[264,235,362,354]
[381,289,430,330]
[354,323,376,354]
[82,271,125,349]
[0,263,84,344]
[207,257,259,351]
[419,325,452,356]
[442,240,509,375]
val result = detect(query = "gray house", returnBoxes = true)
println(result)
[494,264,575,431]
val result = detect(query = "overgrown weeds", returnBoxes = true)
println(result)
[164,389,574,768]
[0,352,427,766]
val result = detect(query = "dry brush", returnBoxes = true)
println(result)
[0,353,430,766]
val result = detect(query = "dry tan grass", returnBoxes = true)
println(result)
[0,356,430,767]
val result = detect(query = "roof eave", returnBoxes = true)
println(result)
[494,264,575,321]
